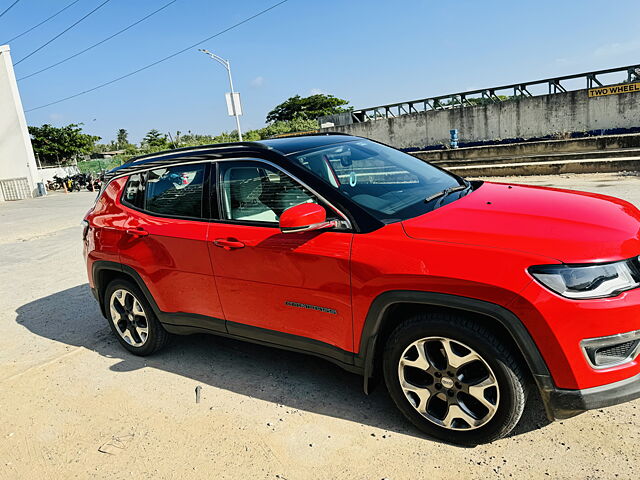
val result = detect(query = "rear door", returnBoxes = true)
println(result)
[207,159,354,352]
[118,163,225,331]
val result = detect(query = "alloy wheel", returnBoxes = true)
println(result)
[109,288,149,347]
[397,336,500,430]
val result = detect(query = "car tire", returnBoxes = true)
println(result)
[383,311,528,445]
[104,278,169,356]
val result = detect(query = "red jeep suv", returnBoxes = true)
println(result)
[83,134,640,444]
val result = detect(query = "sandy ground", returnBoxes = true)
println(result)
[1,172,639,480]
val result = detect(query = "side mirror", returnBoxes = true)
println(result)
[279,203,337,233]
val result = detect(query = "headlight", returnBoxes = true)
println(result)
[529,256,640,299]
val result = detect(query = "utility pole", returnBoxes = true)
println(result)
[199,49,243,141]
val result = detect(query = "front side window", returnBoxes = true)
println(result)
[145,164,205,218]
[219,161,320,223]
[290,139,463,221]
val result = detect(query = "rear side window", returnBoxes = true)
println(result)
[122,173,145,208]
[145,164,205,218]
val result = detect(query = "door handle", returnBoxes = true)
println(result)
[125,228,149,237]
[213,238,245,250]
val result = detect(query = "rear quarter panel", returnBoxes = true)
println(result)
[84,178,128,288]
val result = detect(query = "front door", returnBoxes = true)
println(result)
[208,160,354,352]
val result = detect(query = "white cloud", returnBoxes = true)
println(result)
[594,40,640,58]
[250,76,264,88]
[48,113,63,122]
[309,88,327,95]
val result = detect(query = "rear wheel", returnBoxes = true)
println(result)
[104,279,168,355]
[383,312,528,445]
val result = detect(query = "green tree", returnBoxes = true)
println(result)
[258,118,319,138]
[266,94,350,123]
[28,123,100,165]
[142,129,169,150]
[213,131,239,143]
[242,129,262,142]
[124,143,139,155]
[116,129,128,149]
[179,131,217,147]
[93,143,111,153]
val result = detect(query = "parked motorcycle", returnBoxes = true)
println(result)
[46,179,62,191]
[47,173,102,193]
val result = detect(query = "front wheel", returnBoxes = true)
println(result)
[383,312,528,445]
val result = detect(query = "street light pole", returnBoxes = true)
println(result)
[199,49,243,141]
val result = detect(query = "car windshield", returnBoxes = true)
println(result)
[289,139,464,221]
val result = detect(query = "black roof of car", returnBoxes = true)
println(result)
[256,133,358,155]
[106,133,360,179]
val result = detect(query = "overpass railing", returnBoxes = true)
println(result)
[319,64,640,126]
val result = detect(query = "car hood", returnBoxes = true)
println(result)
[402,182,640,264]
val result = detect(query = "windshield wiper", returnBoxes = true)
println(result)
[425,184,467,206]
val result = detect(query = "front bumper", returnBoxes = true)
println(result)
[541,372,640,419]
[511,282,640,389]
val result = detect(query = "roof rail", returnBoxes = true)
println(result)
[267,130,350,139]
[123,141,268,165]
[124,132,352,165]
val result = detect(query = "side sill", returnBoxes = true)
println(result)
[158,312,226,334]
[162,320,362,375]
[227,320,357,368]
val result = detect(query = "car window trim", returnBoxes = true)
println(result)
[120,201,211,224]
[211,157,353,230]
[201,162,212,219]
[106,156,354,229]
[144,162,208,220]
[117,161,211,223]
[109,158,215,182]
[208,161,220,221]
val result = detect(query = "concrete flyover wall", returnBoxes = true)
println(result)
[323,89,640,149]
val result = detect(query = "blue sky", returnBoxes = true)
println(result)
[3,0,640,143]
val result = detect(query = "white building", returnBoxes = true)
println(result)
[0,44,40,201]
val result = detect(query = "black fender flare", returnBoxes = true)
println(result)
[357,290,554,395]
[92,260,163,317]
